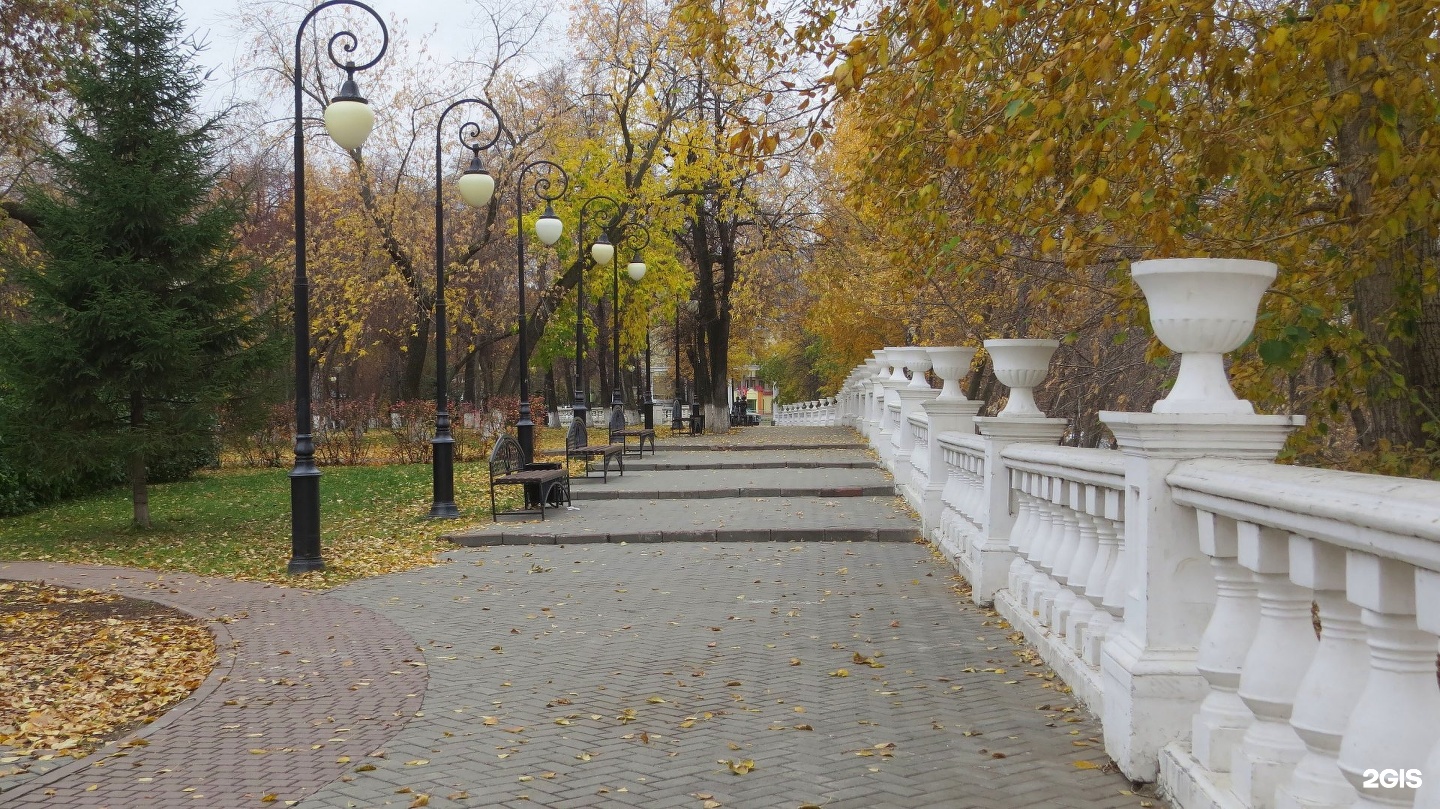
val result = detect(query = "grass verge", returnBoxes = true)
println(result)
[0,461,511,589]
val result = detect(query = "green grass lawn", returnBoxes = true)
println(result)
[0,460,513,588]
[0,423,698,588]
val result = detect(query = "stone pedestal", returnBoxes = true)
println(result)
[894,387,939,491]
[916,400,984,536]
[1097,412,1301,782]
[970,416,1067,603]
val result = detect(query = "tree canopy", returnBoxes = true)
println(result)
[0,0,278,526]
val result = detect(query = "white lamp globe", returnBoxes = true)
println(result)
[457,160,495,208]
[324,73,374,150]
[590,237,615,266]
[324,98,375,151]
[534,205,563,246]
[627,258,646,282]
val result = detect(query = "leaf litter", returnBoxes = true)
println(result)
[0,581,213,764]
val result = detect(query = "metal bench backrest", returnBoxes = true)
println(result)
[489,434,525,478]
[565,418,588,452]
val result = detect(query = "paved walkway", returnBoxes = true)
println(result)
[0,427,1161,808]
[0,563,425,807]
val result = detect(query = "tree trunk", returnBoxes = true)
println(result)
[399,319,430,402]
[462,351,477,404]
[129,389,150,530]
[1328,27,1438,451]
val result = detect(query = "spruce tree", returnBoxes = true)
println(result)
[0,0,275,528]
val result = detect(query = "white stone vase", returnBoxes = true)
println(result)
[985,338,1059,417]
[882,347,908,384]
[1131,258,1276,414]
[926,347,977,402]
[895,346,933,389]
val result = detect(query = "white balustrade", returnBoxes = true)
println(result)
[990,445,1127,710]
[1161,460,1440,809]
[835,268,1437,809]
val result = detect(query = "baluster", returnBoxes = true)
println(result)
[1087,492,1127,667]
[1232,522,1318,809]
[1192,511,1260,773]
[1064,487,1103,655]
[1275,536,1366,809]
[969,456,987,540]
[1054,481,1098,636]
[1414,568,1440,808]
[1022,476,1058,610]
[1033,480,1074,627]
[1084,503,1124,667]
[1007,470,1038,595]
[1337,553,1440,809]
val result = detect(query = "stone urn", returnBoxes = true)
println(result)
[1131,258,1276,414]
[985,339,1059,417]
[882,347,910,384]
[894,346,933,390]
[926,347,978,402]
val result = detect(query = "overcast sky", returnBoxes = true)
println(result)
[173,0,564,112]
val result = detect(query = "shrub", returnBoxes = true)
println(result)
[316,396,377,466]
[386,400,436,465]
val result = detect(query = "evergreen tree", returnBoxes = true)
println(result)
[0,0,276,528]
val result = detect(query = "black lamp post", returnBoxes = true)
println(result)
[288,0,388,575]
[429,98,501,519]
[671,302,684,431]
[642,327,654,429]
[572,195,620,436]
[608,224,650,410]
[514,160,568,463]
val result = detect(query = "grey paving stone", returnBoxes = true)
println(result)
[294,542,1163,809]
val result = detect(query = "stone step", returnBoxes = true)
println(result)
[444,495,920,546]
[567,465,892,501]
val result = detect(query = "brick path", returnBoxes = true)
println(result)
[305,543,1155,809]
[0,563,426,807]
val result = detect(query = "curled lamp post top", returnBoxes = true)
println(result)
[521,159,570,204]
[615,221,651,253]
[297,0,389,78]
[440,99,502,208]
[455,105,502,154]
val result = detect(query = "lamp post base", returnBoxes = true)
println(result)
[429,435,460,519]
[287,465,324,574]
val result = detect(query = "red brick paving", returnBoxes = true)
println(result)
[0,563,426,808]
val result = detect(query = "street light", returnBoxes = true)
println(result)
[514,160,568,463]
[429,98,501,519]
[608,224,649,412]
[288,0,388,575]
[671,297,697,431]
[572,195,620,439]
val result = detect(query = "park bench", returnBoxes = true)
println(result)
[554,420,625,481]
[488,434,569,521]
[609,426,656,457]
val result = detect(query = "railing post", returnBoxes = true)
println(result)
[916,346,979,537]
[873,348,903,460]
[890,347,935,489]
[969,420,1064,603]
[1096,257,1306,781]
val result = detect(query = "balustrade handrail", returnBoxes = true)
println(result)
[936,431,986,453]
[1002,444,1125,489]
[1168,457,1440,573]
